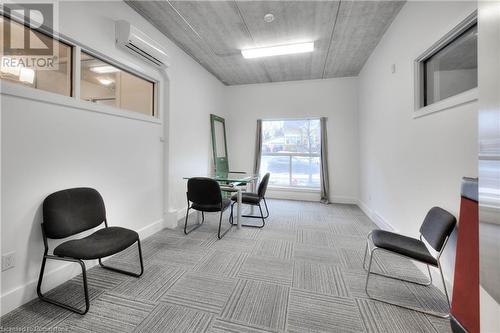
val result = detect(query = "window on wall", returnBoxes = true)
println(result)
[80,52,155,116]
[423,24,477,106]
[415,13,477,112]
[0,15,157,118]
[260,119,321,189]
[0,16,72,96]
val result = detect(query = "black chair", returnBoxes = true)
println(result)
[184,177,232,239]
[229,173,270,228]
[37,188,144,315]
[363,206,456,318]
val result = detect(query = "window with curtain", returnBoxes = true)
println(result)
[260,119,321,189]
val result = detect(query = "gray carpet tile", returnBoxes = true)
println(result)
[293,261,349,297]
[328,234,367,251]
[375,251,430,284]
[1,281,101,329]
[296,228,334,248]
[149,247,208,268]
[258,228,296,242]
[111,264,185,302]
[57,293,156,333]
[207,318,276,333]
[427,315,453,333]
[343,268,426,308]
[193,250,247,278]
[210,237,258,253]
[252,239,294,260]
[228,228,262,240]
[162,273,237,314]
[135,302,213,333]
[1,199,452,332]
[70,265,132,291]
[293,243,343,266]
[237,255,293,285]
[356,298,438,333]
[287,288,365,333]
[405,281,450,314]
[221,279,289,331]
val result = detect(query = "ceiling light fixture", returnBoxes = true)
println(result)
[241,42,314,59]
[90,65,120,74]
[264,13,274,23]
[98,78,114,86]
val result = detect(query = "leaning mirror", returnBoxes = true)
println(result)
[210,114,228,174]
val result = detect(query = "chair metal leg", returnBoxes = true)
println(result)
[184,207,204,235]
[439,262,451,308]
[37,255,90,315]
[363,233,432,286]
[98,239,144,277]
[262,198,270,218]
[365,247,450,318]
[230,202,265,228]
[218,210,232,239]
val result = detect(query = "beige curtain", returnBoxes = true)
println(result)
[320,117,330,204]
[253,119,262,175]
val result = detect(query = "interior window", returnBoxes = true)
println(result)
[0,16,72,96]
[423,23,477,106]
[80,51,155,116]
[260,119,321,188]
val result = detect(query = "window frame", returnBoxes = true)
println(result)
[413,11,478,118]
[0,15,74,97]
[260,118,321,190]
[0,12,160,122]
[79,50,157,117]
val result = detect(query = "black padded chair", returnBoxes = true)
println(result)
[37,188,144,315]
[184,177,232,239]
[363,206,456,318]
[229,173,270,228]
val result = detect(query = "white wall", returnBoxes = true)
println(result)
[0,0,225,316]
[358,1,478,291]
[225,78,359,203]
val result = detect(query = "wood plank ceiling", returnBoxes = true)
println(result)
[126,1,405,85]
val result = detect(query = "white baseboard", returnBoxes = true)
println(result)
[330,196,358,205]
[357,200,396,231]
[0,218,164,317]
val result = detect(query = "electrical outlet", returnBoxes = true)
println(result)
[1,252,15,271]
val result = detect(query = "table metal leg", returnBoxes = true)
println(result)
[237,188,242,229]
[250,179,256,215]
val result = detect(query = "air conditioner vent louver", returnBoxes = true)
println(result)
[125,43,163,67]
[116,20,169,69]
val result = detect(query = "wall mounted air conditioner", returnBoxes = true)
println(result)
[115,20,170,69]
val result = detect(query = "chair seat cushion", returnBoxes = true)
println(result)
[371,230,438,266]
[191,198,231,212]
[53,226,139,260]
[231,192,261,205]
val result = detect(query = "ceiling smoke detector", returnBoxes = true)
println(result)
[264,13,275,23]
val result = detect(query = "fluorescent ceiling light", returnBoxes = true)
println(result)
[90,65,119,74]
[241,42,314,59]
[98,78,114,86]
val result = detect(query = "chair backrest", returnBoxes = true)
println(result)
[43,187,106,239]
[187,177,222,205]
[258,173,270,198]
[419,206,457,252]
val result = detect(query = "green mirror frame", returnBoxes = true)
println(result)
[210,114,229,174]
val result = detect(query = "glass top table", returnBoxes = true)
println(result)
[183,173,258,229]
[183,172,257,184]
